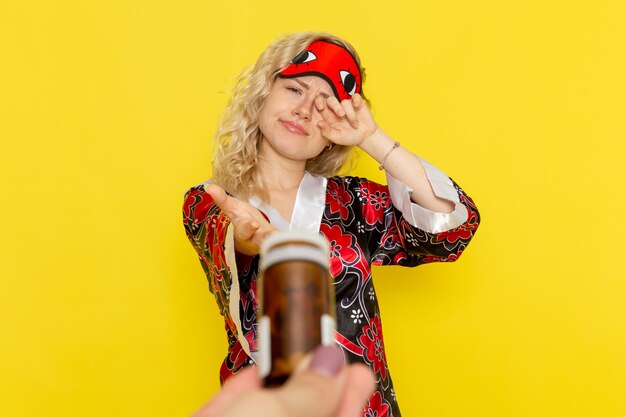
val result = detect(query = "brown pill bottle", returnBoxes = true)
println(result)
[257,231,336,387]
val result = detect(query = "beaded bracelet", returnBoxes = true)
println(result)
[378,141,400,170]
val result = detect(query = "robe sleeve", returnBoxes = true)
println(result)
[182,185,244,347]
[362,159,480,266]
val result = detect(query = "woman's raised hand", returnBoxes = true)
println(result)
[315,93,378,147]
[204,184,277,256]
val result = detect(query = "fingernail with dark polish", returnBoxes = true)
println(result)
[309,345,344,377]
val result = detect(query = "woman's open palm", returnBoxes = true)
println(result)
[204,184,277,255]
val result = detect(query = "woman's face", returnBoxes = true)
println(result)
[258,76,334,164]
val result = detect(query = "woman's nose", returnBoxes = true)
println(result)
[293,98,314,120]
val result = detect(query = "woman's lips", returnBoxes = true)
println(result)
[280,120,308,136]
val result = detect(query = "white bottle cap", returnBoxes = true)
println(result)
[260,231,330,271]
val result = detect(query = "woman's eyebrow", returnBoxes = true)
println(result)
[294,78,331,98]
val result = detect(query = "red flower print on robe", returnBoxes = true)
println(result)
[363,391,390,417]
[360,183,390,226]
[320,223,359,277]
[358,314,387,381]
[327,179,353,220]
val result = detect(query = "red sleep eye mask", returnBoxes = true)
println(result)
[279,40,362,101]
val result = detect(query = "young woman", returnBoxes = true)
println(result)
[183,32,480,417]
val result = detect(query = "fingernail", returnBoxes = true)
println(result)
[309,345,344,377]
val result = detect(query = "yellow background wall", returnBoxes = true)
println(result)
[1,1,624,416]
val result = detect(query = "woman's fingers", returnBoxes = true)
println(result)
[204,184,242,219]
[351,93,365,111]
[316,94,365,144]
[205,184,264,225]
[233,219,278,256]
[317,97,340,126]
[341,99,359,129]
[314,95,326,112]
[317,119,341,143]
[204,184,227,206]
[232,217,262,255]
[257,227,278,243]
[233,218,260,241]
[318,95,360,127]
[324,96,345,118]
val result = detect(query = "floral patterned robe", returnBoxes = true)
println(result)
[182,158,480,417]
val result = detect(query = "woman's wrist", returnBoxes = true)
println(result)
[357,128,395,163]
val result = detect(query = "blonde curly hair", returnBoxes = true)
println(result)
[211,32,367,201]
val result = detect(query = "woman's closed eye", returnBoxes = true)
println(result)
[287,86,302,95]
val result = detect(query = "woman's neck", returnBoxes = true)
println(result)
[256,153,305,222]
[258,158,306,192]
[257,142,307,192]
